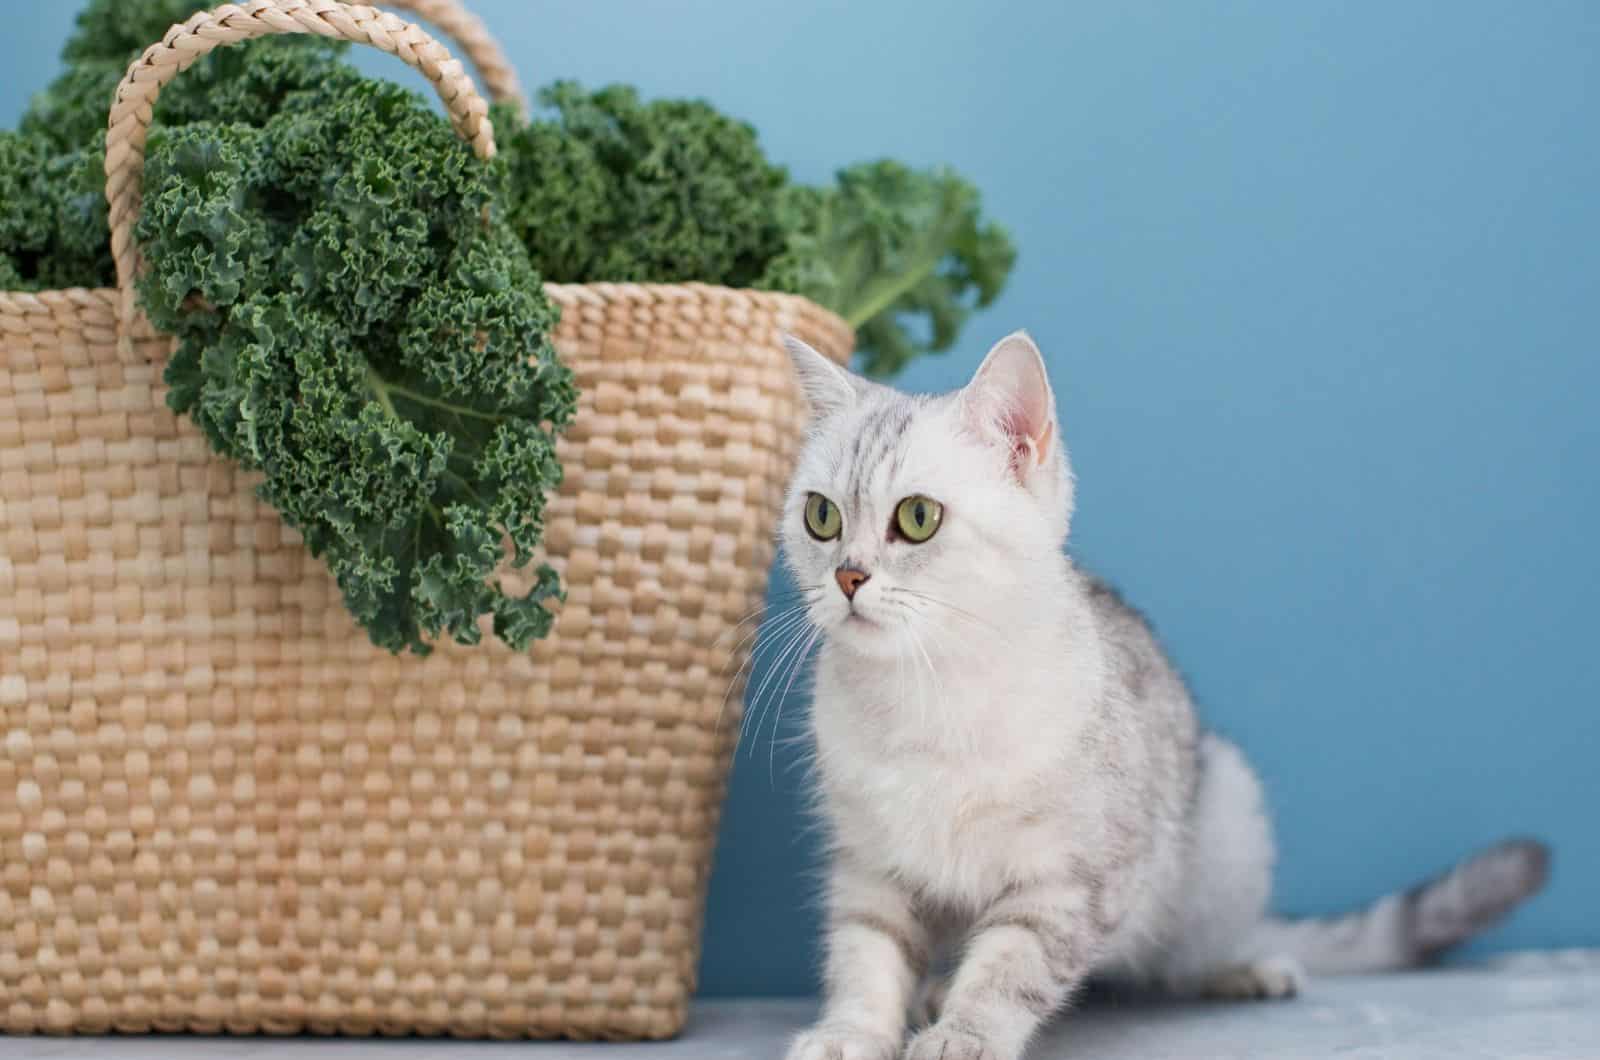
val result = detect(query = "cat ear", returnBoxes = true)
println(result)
[782,334,860,418]
[962,330,1059,475]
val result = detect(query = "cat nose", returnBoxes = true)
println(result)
[835,567,870,600]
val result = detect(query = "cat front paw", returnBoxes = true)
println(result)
[786,1022,900,1060]
[904,1024,1003,1060]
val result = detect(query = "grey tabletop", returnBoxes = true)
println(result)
[0,951,1595,1059]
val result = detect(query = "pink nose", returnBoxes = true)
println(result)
[835,567,869,600]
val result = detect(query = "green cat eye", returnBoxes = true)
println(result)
[894,495,943,543]
[804,493,843,541]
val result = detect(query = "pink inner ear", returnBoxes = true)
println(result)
[1002,408,1036,473]
[964,333,1058,477]
[997,395,1054,475]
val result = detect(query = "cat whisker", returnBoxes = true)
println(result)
[886,587,1005,637]
[716,653,761,740]
[895,597,966,649]
[770,624,823,783]
[747,637,814,766]
[716,588,824,649]
[904,615,945,721]
[722,608,810,710]
[740,616,817,757]
[716,608,815,736]
[891,612,930,728]
[894,615,909,719]
[720,601,817,671]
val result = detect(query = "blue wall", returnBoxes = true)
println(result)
[6,1,1596,998]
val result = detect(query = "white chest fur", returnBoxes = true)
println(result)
[811,652,1096,909]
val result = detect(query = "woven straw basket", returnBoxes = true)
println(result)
[0,0,851,1039]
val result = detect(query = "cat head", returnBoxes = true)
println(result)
[779,331,1075,659]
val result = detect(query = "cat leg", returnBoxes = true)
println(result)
[905,880,1104,1060]
[1151,734,1292,1000]
[786,858,932,1060]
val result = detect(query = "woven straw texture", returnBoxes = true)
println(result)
[383,0,529,118]
[0,0,852,1040]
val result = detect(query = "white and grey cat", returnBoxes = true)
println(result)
[775,331,1550,1060]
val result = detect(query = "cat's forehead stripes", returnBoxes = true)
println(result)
[839,397,920,510]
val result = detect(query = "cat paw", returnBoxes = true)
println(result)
[904,1024,1002,1060]
[786,1022,900,1060]
[1200,955,1305,1001]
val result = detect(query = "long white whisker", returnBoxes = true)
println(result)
[909,607,985,752]
[742,616,817,756]
[717,590,822,653]
[897,598,969,699]
[746,626,813,762]
[731,614,811,745]
[716,607,815,735]
[896,611,932,731]
[722,602,815,673]
[885,587,1004,639]
[769,623,823,783]
[895,611,909,716]
[907,615,944,721]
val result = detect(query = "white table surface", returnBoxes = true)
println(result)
[0,950,1595,1059]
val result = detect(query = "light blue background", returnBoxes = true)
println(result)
[6,1,1595,998]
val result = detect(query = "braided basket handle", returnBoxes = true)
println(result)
[382,0,528,116]
[104,0,498,344]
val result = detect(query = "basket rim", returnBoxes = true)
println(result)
[0,281,857,364]
[0,279,852,319]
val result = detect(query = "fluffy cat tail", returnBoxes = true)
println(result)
[1251,838,1551,975]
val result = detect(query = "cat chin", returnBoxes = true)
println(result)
[822,614,912,659]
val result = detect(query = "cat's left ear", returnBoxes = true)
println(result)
[962,330,1060,477]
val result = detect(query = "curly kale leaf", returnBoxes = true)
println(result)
[495,101,610,283]
[0,133,51,265]
[6,12,351,288]
[137,78,574,655]
[60,0,216,65]
[148,36,361,131]
[0,129,112,291]
[17,58,125,156]
[502,82,790,286]
[14,0,217,154]
[761,160,1017,377]
[24,0,350,154]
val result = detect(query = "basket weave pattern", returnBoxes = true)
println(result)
[0,0,852,1039]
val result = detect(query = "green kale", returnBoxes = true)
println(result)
[0,133,51,273]
[23,1,350,154]
[60,0,215,65]
[0,129,111,291]
[761,160,1017,377]
[137,77,575,654]
[502,82,789,286]
[8,3,352,289]
[495,100,610,284]
[8,0,1018,388]
[17,58,125,156]
[497,83,1015,376]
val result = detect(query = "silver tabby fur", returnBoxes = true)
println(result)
[777,332,1550,1060]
